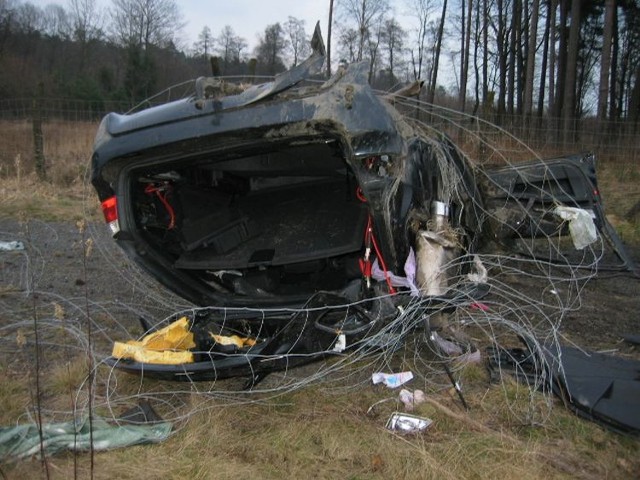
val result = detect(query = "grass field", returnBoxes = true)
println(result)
[0,119,639,479]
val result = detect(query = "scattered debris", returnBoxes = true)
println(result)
[372,371,414,389]
[399,389,426,412]
[112,316,196,364]
[466,255,488,284]
[431,331,464,356]
[385,412,433,434]
[331,333,347,353]
[0,240,24,251]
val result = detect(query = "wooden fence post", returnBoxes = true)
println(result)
[32,81,46,181]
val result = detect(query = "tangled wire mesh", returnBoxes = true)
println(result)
[0,92,613,439]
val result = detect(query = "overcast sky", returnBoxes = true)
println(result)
[178,0,330,50]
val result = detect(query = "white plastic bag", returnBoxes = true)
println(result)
[554,207,598,250]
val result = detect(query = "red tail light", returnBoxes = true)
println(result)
[101,196,120,235]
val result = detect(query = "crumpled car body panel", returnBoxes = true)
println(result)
[92,60,481,307]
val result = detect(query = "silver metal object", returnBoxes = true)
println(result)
[386,412,433,434]
[431,200,450,217]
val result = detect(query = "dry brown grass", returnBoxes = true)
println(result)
[0,120,97,183]
[3,374,638,480]
[0,174,101,222]
[0,119,101,221]
[597,158,640,243]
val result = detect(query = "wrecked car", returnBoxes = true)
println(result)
[91,27,636,381]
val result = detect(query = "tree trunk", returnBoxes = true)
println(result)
[609,6,619,121]
[507,0,519,115]
[327,0,334,78]
[472,0,481,116]
[428,0,447,105]
[548,0,557,113]
[459,0,473,111]
[482,0,489,107]
[516,0,526,115]
[629,64,640,127]
[597,0,615,121]
[524,0,540,117]
[554,0,569,118]
[562,0,581,139]
[537,0,551,116]
[497,0,507,118]
[459,0,466,108]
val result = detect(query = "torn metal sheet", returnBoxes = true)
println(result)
[487,340,640,437]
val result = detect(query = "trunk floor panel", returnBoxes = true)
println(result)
[175,181,368,270]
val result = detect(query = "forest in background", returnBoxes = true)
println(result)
[0,0,639,133]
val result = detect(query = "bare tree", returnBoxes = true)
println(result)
[216,25,235,64]
[68,0,102,44]
[216,25,247,69]
[110,0,184,102]
[406,0,436,81]
[68,0,103,71]
[110,0,184,50]
[284,16,309,66]
[337,0,389,61]
[231,36,247,64]
[42,4,72,39]
[255,23,288,75]
[381,18,405,85]
[427,0,447,105]
[366,14,385,82]
[194,26,213,58]
[14,2,44,35]
[338,27,358,62]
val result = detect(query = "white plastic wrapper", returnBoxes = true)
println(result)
[0,241,25,251]
[554,206,598,250]
[371,371,414,388]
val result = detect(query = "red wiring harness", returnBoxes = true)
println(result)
[144,183,176,230]
[357,187,396,294]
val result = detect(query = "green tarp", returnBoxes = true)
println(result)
[0,416,172,462]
